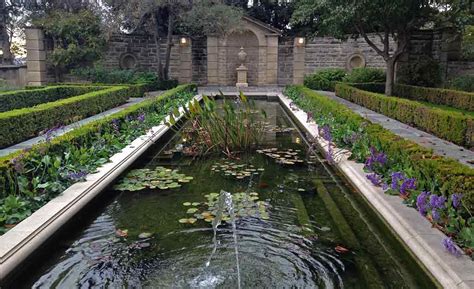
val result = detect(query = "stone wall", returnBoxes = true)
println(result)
[304,35,389,74]
[0,65,27,87]
[446,61,474,78]
[191,37,207,85]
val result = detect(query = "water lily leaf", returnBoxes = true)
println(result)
[191,202,200,206]
[187,208,199,214]
[183,202,192,206]
[138,232,153,239]
[179,218,189,223]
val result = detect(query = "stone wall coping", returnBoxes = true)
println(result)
[0,94,202,281]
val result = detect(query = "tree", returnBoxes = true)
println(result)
[0,0,23,63]
[291,0,436,95]
[105,0,243,80]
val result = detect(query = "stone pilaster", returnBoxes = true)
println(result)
[293,38,305,85]
[207,36,218,85]
[266,36,279,85]
[178,38,192,83]
[25,27,47,86]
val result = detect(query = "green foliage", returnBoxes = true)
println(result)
[170,93,267,157]
[0,84,196,233]
[284,85,473,251]
[0,86,104,112]
[335,83,474,148]
[393,84,474,111]
[446,75,474,93]
[34,10,106,76]
[397,56,442,87]
[0,86,132,148]
[304,68,346,91]
[343,68,386,83]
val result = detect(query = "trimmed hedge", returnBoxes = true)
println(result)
[0,86,135,148]
[392,84,474,112]
[0,85,104,112]
[0,84,196,197]
[347,83,474,112]
[335,83,474,148]
[286,85,474,212]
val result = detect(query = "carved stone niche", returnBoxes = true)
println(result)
[119,53,138,70]
[346,53,366,71]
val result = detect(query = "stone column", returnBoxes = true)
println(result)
[266,35,279,85]
[178,37,192,83]
[25,27,47,86]
[257,46,267,85]
[293,38,306,85]
[207,36,219,85]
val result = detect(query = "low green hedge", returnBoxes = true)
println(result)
[286,85,474,212]
[335,83,474,148]
[0,86,135,148]
[392,84,474,112]
[0,85,105,112]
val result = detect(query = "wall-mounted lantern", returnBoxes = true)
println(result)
[180,37,188,47]
[296,37,305,47]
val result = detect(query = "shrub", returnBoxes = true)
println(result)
[393,84,474,112]
[446,75,474,93]
[343,67,386,83]
[304,68,346,91]
[0,86,134,148]
[0,86,104,112]
[71,67,179,90]
[335,83,474,148]
[397,56,442,88]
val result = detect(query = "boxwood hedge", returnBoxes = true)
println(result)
[0,86,135,148]
[335,83,474,148]
[0,85,105,112]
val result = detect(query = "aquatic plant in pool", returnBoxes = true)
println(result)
[167,92,267,157]
[113,167,193,191]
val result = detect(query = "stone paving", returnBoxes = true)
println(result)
[0,97,146,157]
[316,90,474,168]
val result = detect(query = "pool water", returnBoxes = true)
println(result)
[20,99,436,288]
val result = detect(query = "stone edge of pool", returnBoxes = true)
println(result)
[277,92,474,289]
[0,94,203,282]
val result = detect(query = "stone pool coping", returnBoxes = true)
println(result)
[0,94,203,281]
[277,93,474,289]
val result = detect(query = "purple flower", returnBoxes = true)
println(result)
[67,170,88,181]
[431,209,440,222]
[366,173,383,186]
[325,145,335,164]
[390,172,404,190]
[451,194,463,209]
[365,147,387,171]
[442,237,461,257]
[111,119,120,133]
[137,113,146,123]
[399,178,416,195]
[416,191,431,215]
[319,125,332,142]
[429,195,447,210]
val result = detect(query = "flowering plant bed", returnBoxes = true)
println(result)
[0,84,196,234]
[285,85,474,258]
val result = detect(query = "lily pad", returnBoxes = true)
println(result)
[138,232,153,239]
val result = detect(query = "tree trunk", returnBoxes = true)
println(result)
[385,58,396,96]
[163,12,174,80]
[0,0,13,64]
